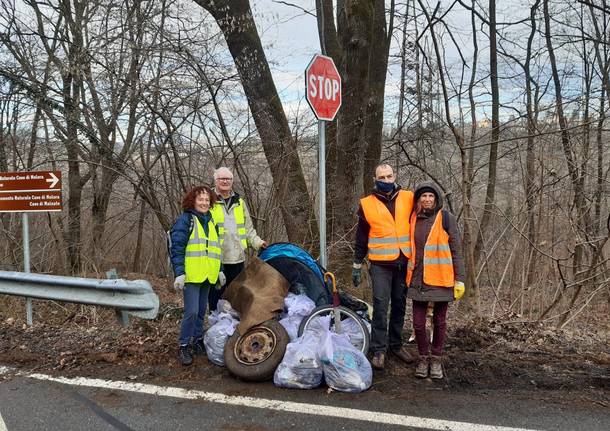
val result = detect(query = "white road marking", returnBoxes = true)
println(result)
[0,367,9,431]
[0,366,537,431]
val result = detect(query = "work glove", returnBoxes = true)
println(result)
[218,271,226,287]
[352,263,362,287]
[454,281,465,300]
[174,274,186,291]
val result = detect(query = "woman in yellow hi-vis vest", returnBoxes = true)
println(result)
[406,182,466,379]
[170,186,224,366]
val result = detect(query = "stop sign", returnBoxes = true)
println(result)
[305,54,341,121]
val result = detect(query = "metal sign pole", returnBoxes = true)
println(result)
[22,213,32,325]
[319,120,326,268]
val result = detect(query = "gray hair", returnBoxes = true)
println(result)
[213,166,233,180]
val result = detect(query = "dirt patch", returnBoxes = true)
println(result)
[1,274,609,407]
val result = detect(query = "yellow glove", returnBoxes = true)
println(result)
[454,281,465,300]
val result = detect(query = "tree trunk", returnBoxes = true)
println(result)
[463,0,480,310]
[132,199,147,273]
[195,0,317,249]
[524,0,541,287]
[328,0,376,280]
[417,0,478,314]
[362,0,394,192]
[473,0,499,267]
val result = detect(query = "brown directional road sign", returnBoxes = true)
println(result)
[0,171,62,212]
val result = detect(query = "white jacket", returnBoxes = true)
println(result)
[215,192,265,264]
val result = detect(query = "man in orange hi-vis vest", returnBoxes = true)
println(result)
[406,182,466,379]
[353,164,415,370]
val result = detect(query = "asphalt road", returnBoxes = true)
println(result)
[0,368,608,431]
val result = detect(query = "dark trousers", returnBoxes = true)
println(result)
[208,261,245,311]
[413,300,448,357]
[369,263,407,353]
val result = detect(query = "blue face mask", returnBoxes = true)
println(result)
[375,180,395,194]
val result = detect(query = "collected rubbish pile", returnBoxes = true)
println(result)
[205,293,372,393]
[204,300,240,366]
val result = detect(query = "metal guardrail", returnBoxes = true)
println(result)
[0,270,159,325]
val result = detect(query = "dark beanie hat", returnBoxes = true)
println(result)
[415,186,438,202]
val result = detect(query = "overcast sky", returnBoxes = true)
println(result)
[250,1,321,119]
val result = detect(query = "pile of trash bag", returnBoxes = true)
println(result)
[274,312,372,393]
[279,293,316,341]
[205,296,372,393]
[204,300,240,366]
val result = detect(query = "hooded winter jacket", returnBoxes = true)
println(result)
[406,182,466,302]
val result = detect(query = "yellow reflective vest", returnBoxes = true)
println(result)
[184,216,221,284]
[210,198,248,250]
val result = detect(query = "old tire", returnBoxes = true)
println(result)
[224,319,289,382]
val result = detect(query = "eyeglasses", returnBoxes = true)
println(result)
[217,177,233,182]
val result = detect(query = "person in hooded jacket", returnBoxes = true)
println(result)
[209,167,268,312]
[406,182,466,379]
[353,163,415,370]
[170,185,225,366]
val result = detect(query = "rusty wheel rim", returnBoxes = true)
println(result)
[234,325,277,365]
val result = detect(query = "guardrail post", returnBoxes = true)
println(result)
[106,268,130,327]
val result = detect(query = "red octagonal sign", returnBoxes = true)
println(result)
[305,54,342,121]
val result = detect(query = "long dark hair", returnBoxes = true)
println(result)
[181,185,216,211]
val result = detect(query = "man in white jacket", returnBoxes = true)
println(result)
[209,167,268,311]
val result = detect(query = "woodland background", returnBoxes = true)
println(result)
[0,0,609,330]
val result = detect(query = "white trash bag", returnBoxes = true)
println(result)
[279,315,303,341]
[302,314,332,341]
[273,332,323,389]
[279,293,317,341]
[334,317,371,351]
[204,311,239,366]
[216,299,240,319]
[319,331,372,393]
[283,293,316,318]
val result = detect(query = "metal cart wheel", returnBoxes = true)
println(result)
[297,305,370,353]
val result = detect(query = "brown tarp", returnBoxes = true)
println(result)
[222,256,289,335]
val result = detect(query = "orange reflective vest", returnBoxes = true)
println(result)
[360,190,413,261]
[406,210,454,287]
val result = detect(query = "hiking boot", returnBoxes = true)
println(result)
[390,345,415,364]
[430,355,443,379]
[371,351,386,370]
[414,357,429,378]
[192,338,206,355]
[179,344,193,366]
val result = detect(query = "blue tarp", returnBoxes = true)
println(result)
[259,243,331,306]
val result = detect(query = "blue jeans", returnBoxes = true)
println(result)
[369,263,407,353]
[179,282,211,346]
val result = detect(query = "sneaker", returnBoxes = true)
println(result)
[430,355,443,379]
[192,338,206,355]
[389,345,415,364]
[371,351,386,370]
[179,344,193,366]
[414,357,429,378]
